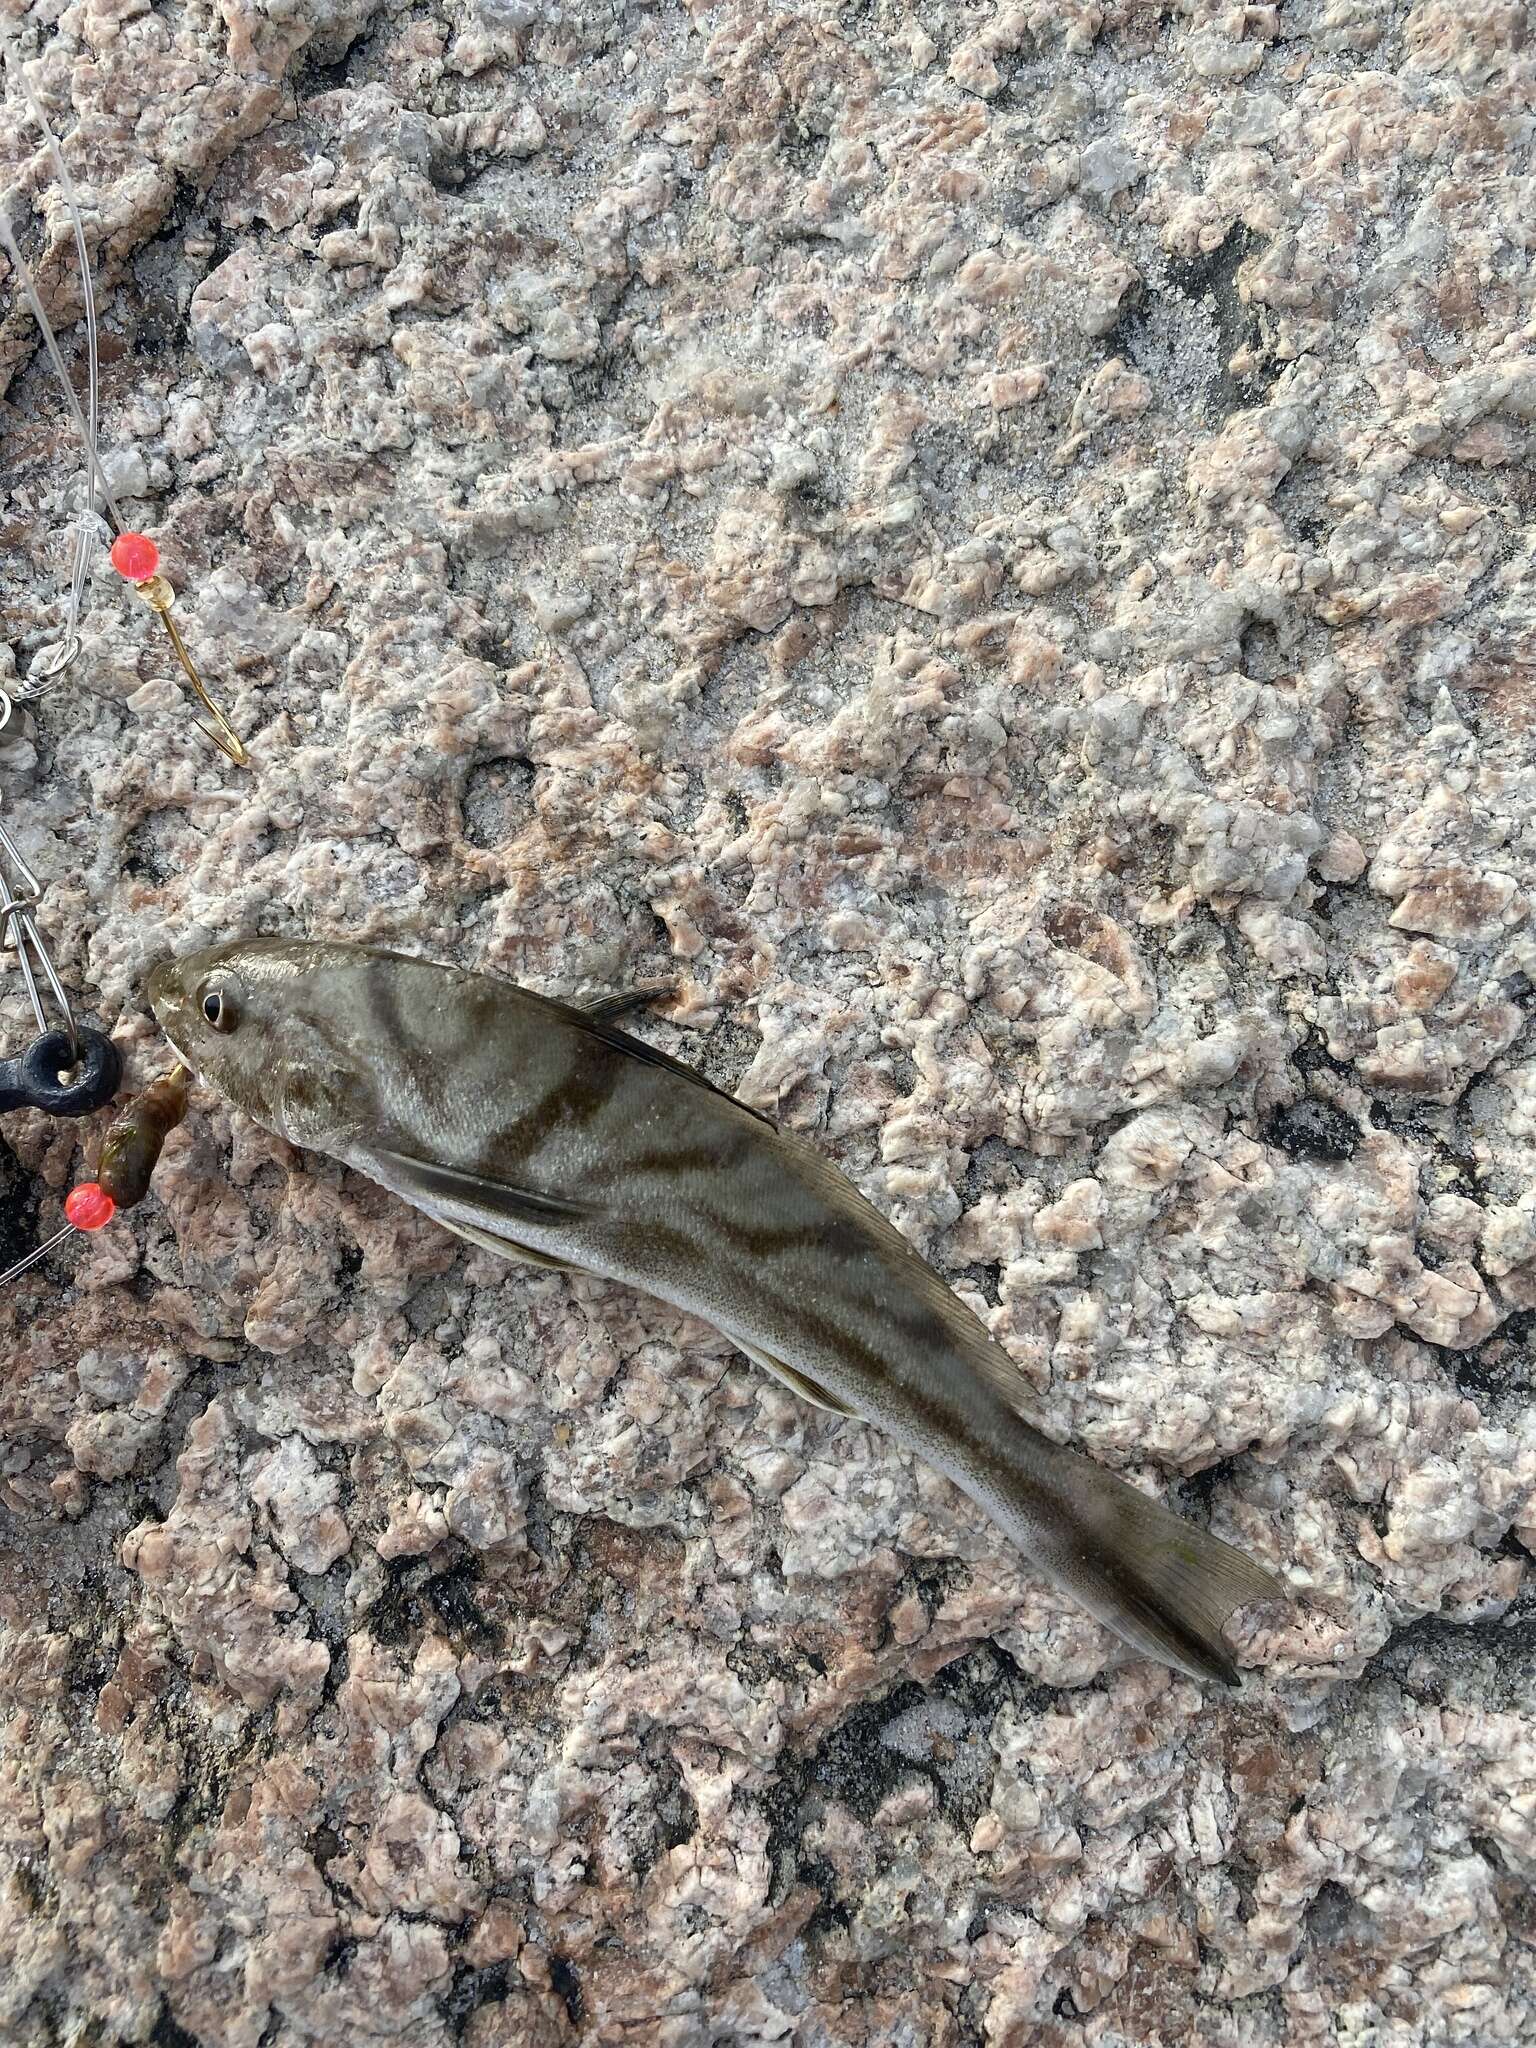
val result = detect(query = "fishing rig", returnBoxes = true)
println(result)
[1,41,241,1286]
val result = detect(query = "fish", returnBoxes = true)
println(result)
[146,938,1284,1685]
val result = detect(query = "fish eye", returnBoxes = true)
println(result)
[197,979,241,1034]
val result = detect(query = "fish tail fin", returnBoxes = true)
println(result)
[1021,1441,1285,1686]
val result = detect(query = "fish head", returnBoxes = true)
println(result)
[146,937,374,1147]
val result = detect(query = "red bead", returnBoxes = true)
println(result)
[65,1182,116,1232]
[109,531,160,582]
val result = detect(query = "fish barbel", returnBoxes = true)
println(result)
[147,939,1283,1684]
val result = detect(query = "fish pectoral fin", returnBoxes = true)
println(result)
[736,1339,859,1418]
[437,1214,581,1275]
[374,1147,590,1232]
[579,983,679,1024]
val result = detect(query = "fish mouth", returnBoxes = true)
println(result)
[143,955,200,1078]
[144,955,180,1014]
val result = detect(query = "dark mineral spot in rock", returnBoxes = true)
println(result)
[151,2007,203,2048]
[1290,1026,1355,1079]
[629,1750,700,1882]
[1441,1312,1534,1399]
[370,1549,502,1651]
[802,1859,853,1943]
[425,1554,502,1645]
[12,1856,51,1914]
[547,1953,583,2026]
[1166,224,1266,400]
[1112,223,1268,420]
[810,1681,932,1821]
[0,1133,40,1276]
[1262,1097,1361,1161]
[308,1820,345,1872]
[1239,618,1285,680]
[324,1934,359,1976]
[1180,1453,1248,1513]
[656,1761,700,1851]
[1305,1878,1356,1942]
[444,1960,510,2022]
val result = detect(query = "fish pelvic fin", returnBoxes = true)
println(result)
[1029,1445,1286,1686]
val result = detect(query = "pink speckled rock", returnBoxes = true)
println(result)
[2,1,1535,2043]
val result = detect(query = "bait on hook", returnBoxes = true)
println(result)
[0,1061,189,1286]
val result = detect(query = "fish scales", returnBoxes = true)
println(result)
[148,938,1285,1686]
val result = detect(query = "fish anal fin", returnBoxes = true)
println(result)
[735,1339,859,1417]
[437,1214,581,1274]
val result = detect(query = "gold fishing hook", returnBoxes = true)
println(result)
[133,575,249,768]
[110,540,250,769]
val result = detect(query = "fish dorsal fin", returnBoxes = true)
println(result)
[735,1339,860,1418]
[889,1236,1044,1420]
[578,984,678,1025]
[373,1146,590,1232]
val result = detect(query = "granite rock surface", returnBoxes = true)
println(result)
[1,0,1534,2042]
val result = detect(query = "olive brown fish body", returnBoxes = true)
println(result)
[147,938,1283,1685]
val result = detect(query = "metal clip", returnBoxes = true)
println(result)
[0,809,80,1062]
